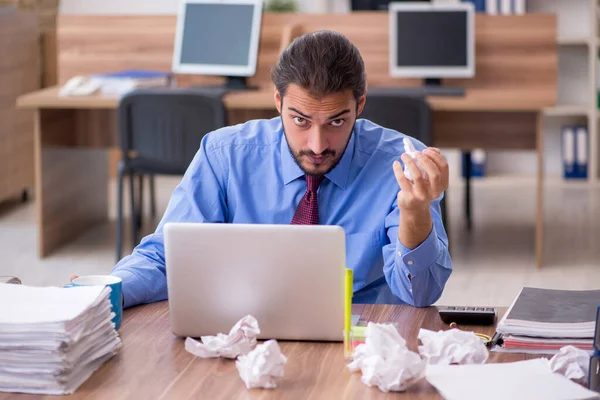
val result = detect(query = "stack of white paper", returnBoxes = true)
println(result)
[426,359,600,400]
[0,285,122,395]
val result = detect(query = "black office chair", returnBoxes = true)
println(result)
[116,89,228,261]
[359,93,450,238]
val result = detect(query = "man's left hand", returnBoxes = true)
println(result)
[393,147,449,213]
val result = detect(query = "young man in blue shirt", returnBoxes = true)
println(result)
[108,30,452,308]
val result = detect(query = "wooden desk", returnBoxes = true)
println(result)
[16,86,549,267]
[19,86,552,113]
[0,303,537,400]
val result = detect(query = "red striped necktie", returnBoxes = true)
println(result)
[291,174,324,225]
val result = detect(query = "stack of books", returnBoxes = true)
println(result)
[0,284,122,395]
[494,287,599,354]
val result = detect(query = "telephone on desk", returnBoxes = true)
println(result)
[59,76,103,97]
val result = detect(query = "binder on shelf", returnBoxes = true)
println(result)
[490,0,522,14]
[461,149,486,178]
[514,0,525,15]
[485,0,497,14]
[562,126,576,179]
[576,126,589,179]
[561,125,588,180]
[462,0,485,12]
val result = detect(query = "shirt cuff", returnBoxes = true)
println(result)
[110,269,141,309]
[395,226,441,277]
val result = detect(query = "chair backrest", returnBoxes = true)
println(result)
[359,94,432,146]
[118,88,228,173]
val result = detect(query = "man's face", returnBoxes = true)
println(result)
[275,84,366,176]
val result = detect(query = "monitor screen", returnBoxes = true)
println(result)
[395,11,467,67]
[389,3,474,78]
[173,0,263,77]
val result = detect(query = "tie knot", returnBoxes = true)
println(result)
[306,174,324,192]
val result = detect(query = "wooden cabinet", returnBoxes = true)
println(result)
[0,9,40,202]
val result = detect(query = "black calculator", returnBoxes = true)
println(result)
[438,306,497,326]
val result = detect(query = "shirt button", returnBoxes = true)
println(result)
[397,251,402,257]
[407,260,414,265]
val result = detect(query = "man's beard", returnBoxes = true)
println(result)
[282,119,356,177]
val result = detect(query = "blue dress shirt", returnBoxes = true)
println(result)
[111,117,452,308]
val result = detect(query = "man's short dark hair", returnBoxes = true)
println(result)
[271,30,366,102]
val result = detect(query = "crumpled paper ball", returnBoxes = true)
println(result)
[418,328,489,365]
[402,137,429,181]
[236,339,287,389]
[548,345,590,385]
[347,322,426,392]
[185,315,260,359]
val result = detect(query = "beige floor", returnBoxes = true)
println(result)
[0,176,599,308]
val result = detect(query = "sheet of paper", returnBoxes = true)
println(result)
[0,285,107,325]
[426,359,600,400]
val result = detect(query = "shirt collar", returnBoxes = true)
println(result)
[280,127,356,190]
[325,130,355,190]
[281,133,305,185]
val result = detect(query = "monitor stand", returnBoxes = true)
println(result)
[368,78,465,97]
[191,76,259,97]
[422,78,465,96]
[223,76,258,91]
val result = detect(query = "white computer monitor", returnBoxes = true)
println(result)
[389,2,474,80]
[172,0,263,88]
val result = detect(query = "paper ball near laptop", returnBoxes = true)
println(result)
[402,138,429,182]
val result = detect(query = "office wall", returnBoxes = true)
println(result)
[59,0,551,180]
[60,0,178,14]
[59,0,350,15]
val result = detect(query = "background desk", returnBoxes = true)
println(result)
[0,303,537,400]
[17,86,549,266]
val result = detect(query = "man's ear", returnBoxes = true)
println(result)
[274,89,282,114]
[356,92,367,116]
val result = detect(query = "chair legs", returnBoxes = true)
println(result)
[129,171,139,250]
[440,194,451,253]
[149,175,157,218]
[462,152,473,230]
[116,170,157,261]
[440,195,449,234]
[135,174,157,226]
[116,163,125,263]
[136,174,144,229]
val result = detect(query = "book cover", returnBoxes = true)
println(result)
[505,287,600,325]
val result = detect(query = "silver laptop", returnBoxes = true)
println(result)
[164,223,346,341]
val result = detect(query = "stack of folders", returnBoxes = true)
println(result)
[91,69,172,96]
[0,284,122,395]
[562,125,589,179]
[494,287,600,355]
